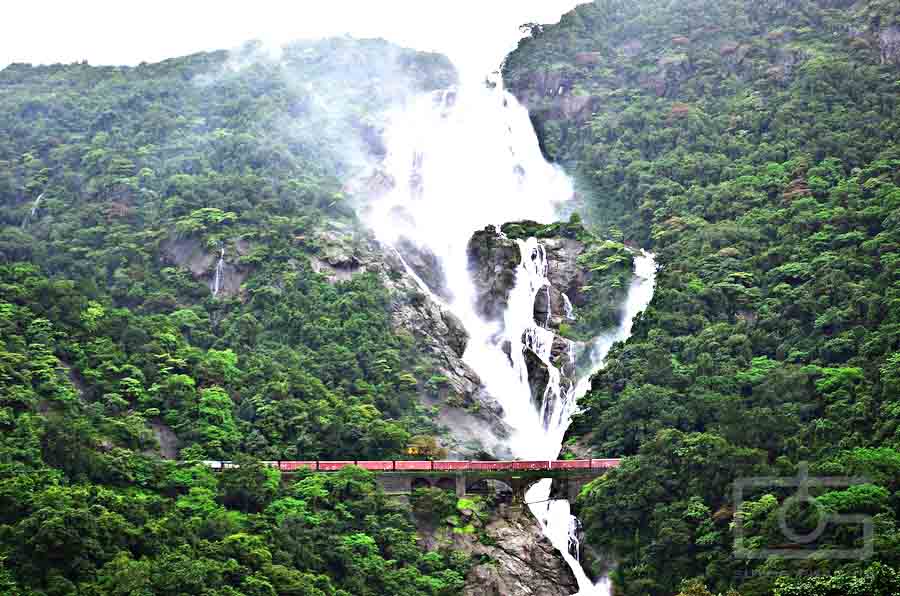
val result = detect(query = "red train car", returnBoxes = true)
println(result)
[357,461,395,471]
[467,461,505,471]
[509,460,551,471]
[550,459,591,470]
[279,461,317,472]
[590,458,621,469]
[432,461,470,471]
[316,461,355,471]
[394,460,433,471]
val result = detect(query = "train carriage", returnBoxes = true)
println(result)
[394,460,433,471]
[316,460,355,471]
[590,459,621,469]
[279,461,317,472]
[432,460,470,471]
[550,459,591,470]
[509,460,551,471]
[357,461,395,471]
[466,461,506,471]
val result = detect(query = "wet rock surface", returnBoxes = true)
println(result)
[161,236,250,298]
[379,246,512,457]
[419,507,578,596]
[465,222,594,414]
[396,237,453,301]
[467,225,521,320]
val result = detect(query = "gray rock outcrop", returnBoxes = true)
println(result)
[464,224,592,410]
[380,247,512,457]
[466,225,521,320]
[880,26,900,65]
[161,236,250,298]
[419,506,578,596]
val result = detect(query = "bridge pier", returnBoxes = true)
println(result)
[371,469,609,501]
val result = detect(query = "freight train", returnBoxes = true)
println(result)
[201,459,621,472]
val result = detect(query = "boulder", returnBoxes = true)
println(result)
[467,226,521,321]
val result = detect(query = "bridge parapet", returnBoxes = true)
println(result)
[202,459,621,501]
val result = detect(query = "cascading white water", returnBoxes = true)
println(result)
[364,76,657,594]
[211,248,225,297]
[367,81,576,456]
[21,193,44,229]
[527,251,656,595]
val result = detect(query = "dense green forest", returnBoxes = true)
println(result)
[4,0,900,594]
[0,38,475,594]
[504,0,900,594]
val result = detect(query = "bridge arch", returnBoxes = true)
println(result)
[466,478,514,500]
[411,477,433,491]
[434,477,457,492]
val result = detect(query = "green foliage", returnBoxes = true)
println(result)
[0,39,463,595]
[503,0,900,594]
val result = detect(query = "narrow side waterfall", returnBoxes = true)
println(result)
[363,78,657,594]
[211,248,225,297]
[21,193,44,229]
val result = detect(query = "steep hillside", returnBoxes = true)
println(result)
[0,39,486,595]
[504,1,900,594]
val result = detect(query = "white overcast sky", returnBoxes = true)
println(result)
[1,1,587,76]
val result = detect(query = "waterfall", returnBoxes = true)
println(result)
[527,251,657,595]
[21,193,44,229]
[363,75,657,594]
[562,294,576,320]
[211,248,225,297]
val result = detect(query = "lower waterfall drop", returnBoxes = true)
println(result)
[526,250,657,595]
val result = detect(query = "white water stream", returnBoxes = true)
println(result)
[360,10,656,590]
[211,248,225,297]
[21,193,44,229]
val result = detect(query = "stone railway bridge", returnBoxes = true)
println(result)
[206,459,621,502]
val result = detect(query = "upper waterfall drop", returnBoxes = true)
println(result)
[363,79,578,458]
[366,80,573,282]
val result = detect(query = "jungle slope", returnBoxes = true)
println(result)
[0,39,483,596]
[503,1,900,595]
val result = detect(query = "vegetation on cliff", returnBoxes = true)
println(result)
[504,0,900,594]
[0,38,473,594]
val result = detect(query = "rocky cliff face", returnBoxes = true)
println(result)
[466,225,522,320]
[161,236,251,299]
[419,506,578,596]
[380,246,512,456]
[289,219,513,457]
[465,220,625,407]
[879,26,900,65]
[466,222,592,329]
